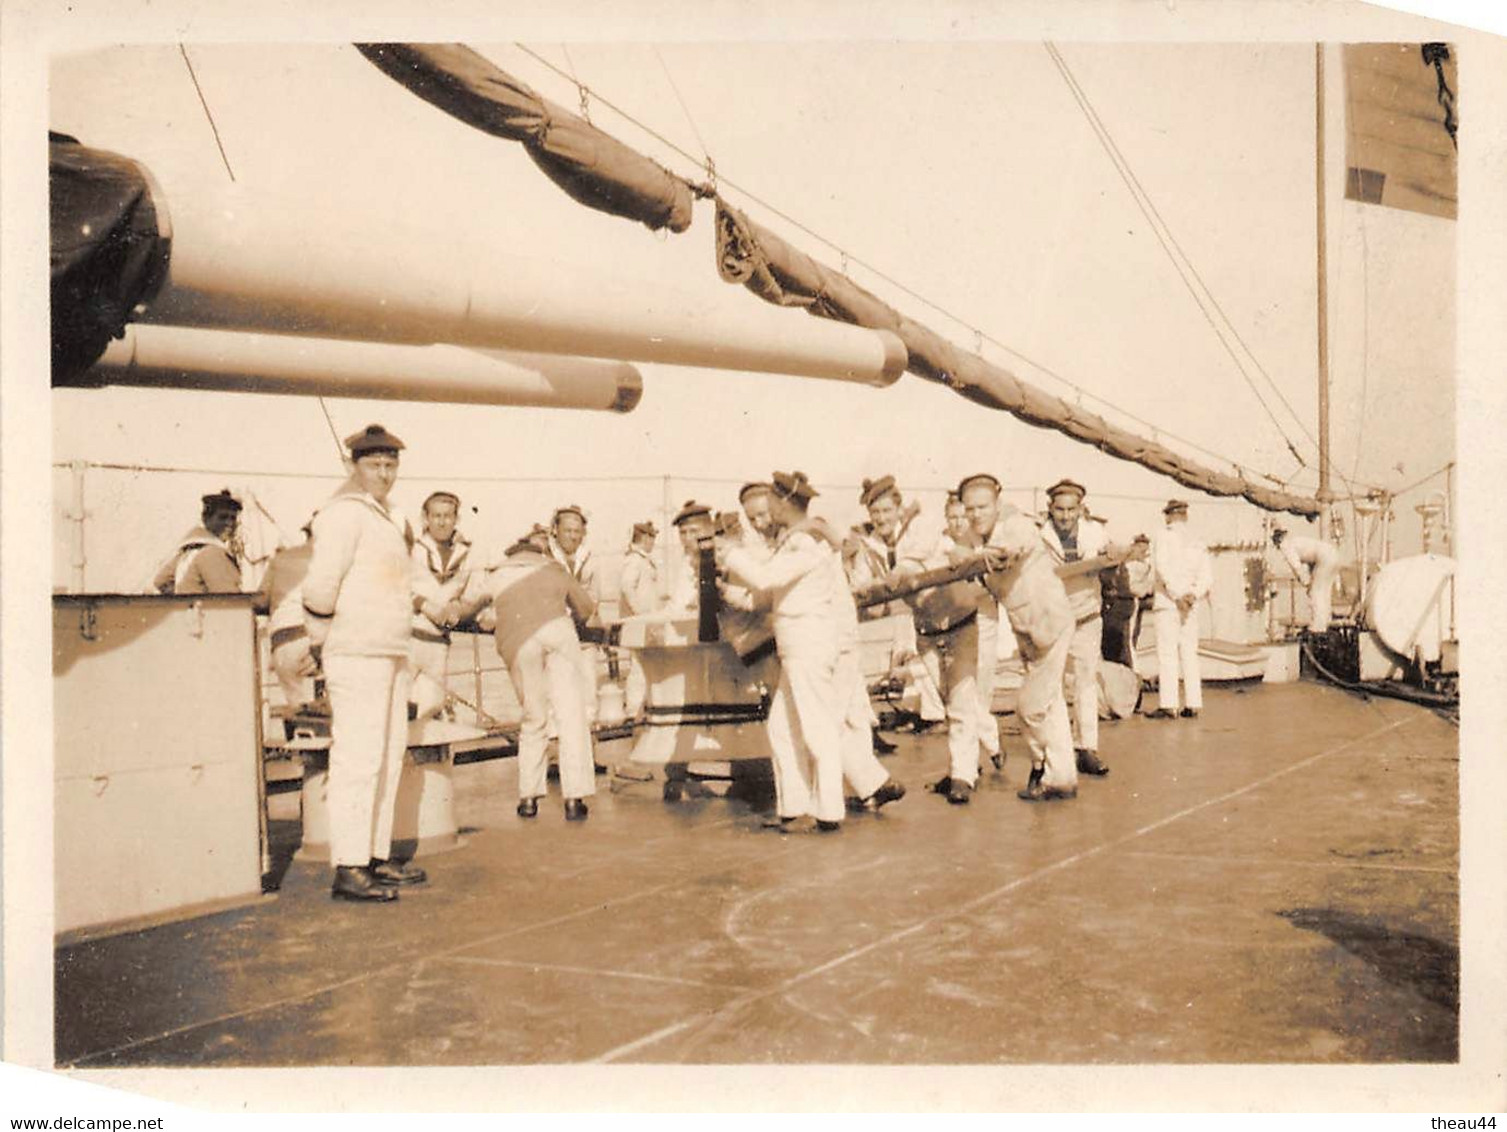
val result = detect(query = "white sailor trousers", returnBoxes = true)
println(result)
[835,645,889,801]
[512,616,595,803]
[1064,615,1103,752]
[324,655,411,868]
[1016,628,1077,790]
[623,651,648,717]
[410,635,450,717]
[976,610,1002,757]
[270,635,314,709]
[767,649,844,823]
[918,618,981,786]
[1154,604,1203,711]
[1308,560,1337,632]
[576,643,600,725]
[908,613,947,722]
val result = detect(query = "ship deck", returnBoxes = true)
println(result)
[55,680,1459,1068]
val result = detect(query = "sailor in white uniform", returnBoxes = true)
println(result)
[934,490,1004,772]
[548,504,600,729]
[827,540,907,815]
[617,520,661,718]
[409,490,474,719]
[721,471,844,831]
[254,522,316,710]
[303,424,448,902]
[846,477,947,734]
[668,500,717,613]
[1037,479,1114,777]
[861,480,983,807]
[1272,528,1341,633]
[1147,499,1214,720]
[960,472,1078,802]
[150,490,243,595]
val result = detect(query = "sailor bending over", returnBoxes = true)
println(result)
[960,473,1078,803]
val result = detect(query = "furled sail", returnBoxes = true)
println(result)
[715,202,1320,517]
[355,43,695,233]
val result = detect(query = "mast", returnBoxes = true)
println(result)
[1315,43,1333,540]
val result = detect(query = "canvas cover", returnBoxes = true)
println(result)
[50,133,172,384]
[357,44,695,233]
[715,201,1320,517]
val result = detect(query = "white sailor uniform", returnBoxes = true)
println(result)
[409,528,474,718]
[617,544,661,716]
[1040,515,1110,754]
[723,523,844,823]
[303,483,440,870]
[1278,534,1340,632]
[1152,523,1214,713]
[980,508,1077,790]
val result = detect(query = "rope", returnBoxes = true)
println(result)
[51,460,684,484]
[1044,43,1372,502]
[508,43,1284,492]
[653,46,714,184]
[1300,640,1457,722]
[1352,205,1370,491]
[179,44,236,183]
[1392,460,1456,499]
[560,44,591,122]
[315,398,346,461]
[1043,43,1308,458]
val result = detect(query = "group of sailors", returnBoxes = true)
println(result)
[149,420,1342,904]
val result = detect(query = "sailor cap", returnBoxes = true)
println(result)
[200,489,242,513]
[771,470,819,502]
[957,472,1002,497]
[345,423,405,456]
[505,523,551,556]
[738,482,773,504]
[1045,478,1087,501]
[552,503,588,526]
[859,475,899,509]
[422,491,460,511]
[632,520,659,539]
[1163,499,1190,516]
[673,500,713,527]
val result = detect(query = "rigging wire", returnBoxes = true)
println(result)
[1351,208,1370,487]
[1043,42,1369,500]
[58,459,678,484]
[653,46,714,179]
[1391,460,1456,499]
[178,44,353,464]
[509,42,1302,495]
[1042,45,1304,456]
[179,44,236,183]
[560,44,592,122]
[315,396,348,463]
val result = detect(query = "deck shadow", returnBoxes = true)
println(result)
[1277,906,1459,1013]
